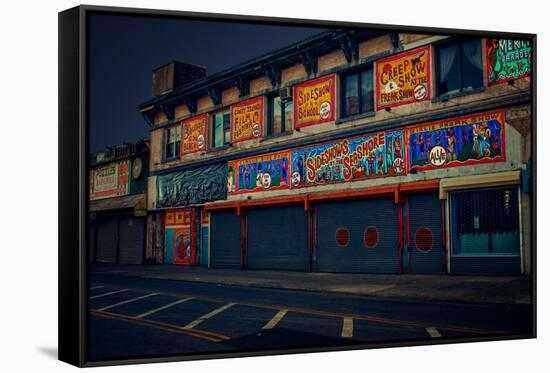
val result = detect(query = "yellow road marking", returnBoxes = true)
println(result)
[426,326,442,338]
[182,303,236,330]
[342,317,353,338]
[262,309,288,330]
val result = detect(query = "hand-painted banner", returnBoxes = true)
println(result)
[181,114,207,155]
[227,151,291,194]
[174,227,192,265]
[231,96,264,143]
[407,111,506,172]
[375,46,431,110]
[90,159,130,200]
[487,39,532,85]
[294,74,336,128]
[290,130,406,188]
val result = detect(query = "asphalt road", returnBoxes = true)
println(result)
[88,273,533,362]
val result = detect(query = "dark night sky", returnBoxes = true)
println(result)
[89,14,328,152]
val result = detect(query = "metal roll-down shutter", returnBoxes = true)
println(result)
[118,216,145,264]
[210,210,241,269]
[316,198,399,273]
[95,217,118,263]
[247,205,309,271]
[407,192,444,274]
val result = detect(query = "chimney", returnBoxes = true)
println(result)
[151,61,206,97]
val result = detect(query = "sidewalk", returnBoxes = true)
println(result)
[90,263,532,306]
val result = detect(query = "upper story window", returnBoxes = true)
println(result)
[436,38,483,96]
[341,67,374,118]
[267,95,293,137]
[212,111,231,148]
[164,125,181,160]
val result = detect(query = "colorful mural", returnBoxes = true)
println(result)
[231,96,264,143]
[174,227,192,265]
[227,151,291,194]
[294,74,336,128]
[407,111,506,172]
[290,130,406,188]
[181,114,207,155]
[375,46,431,110]
[487,39,532,85]
[90,159,130,200]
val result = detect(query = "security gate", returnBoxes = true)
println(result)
[407,192,444,274]
[210,210,241,269]
[247,205,309,271]
[95,217,118,263]
[316,198,400,273]
[118,216,145,264]
[88,222,96,262]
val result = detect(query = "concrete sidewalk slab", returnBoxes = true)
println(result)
[90,263,532,306]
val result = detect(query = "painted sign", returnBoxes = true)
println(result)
[90,159,130,200]
[407,111,505,172]
[227,151,291,194]
[181,114,207,155]
[231,96,264,143]
[487,39,532,85]
[174,227,192,265]
[375,46,431,110]
[294,74,336,128]
[291,130,406,188]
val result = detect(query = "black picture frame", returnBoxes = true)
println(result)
[59,5,536,367]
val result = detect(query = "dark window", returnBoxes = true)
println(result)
[267,96,293,136]
[164,125,181,160]
[212,111,231,148]
[436,38,483,96]
[450,187,520,255]
[341,67,374,118]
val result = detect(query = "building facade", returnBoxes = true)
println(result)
[89,140,150,264]
[139,31,532,275]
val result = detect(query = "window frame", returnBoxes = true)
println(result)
[211,109,231,150]
[266,94,293,138]
[340,65,375,119]
[164,124,181,161]
[434,37,484,98]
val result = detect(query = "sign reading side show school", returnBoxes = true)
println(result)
[290,130,406,188]
[407,111,506,172]
[231,96,264,143]
[227,151,291,194]
[181,114,207,155]
[375,46,431,111]
[487,39,532,85]
[90,159,130,200]
[294,74,336,128]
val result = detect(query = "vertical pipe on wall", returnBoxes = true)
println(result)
[191,209,197,266]
[308,209,313,272]
[441,199,446,273]
[406,198,411,274]
[398,203,403,274]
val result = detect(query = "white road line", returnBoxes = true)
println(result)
[136,297,194,319]
[90,289,129,300]
[341,317,354,338]
[182,303,236,330]
[262,310,288,330]
[97,293,159,311]
[90,286,104,290]
[426,326,442,338]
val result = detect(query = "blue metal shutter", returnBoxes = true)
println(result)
[210,210,241,269]
[407,192,444,274]
[247,205,309,271]
[316,198,399,273]
[96,217,118,263]
[118,216,145,264]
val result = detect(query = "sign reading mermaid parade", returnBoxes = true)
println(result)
[487,39,532,85]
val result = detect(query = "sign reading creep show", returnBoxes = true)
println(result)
[407,111,506,172]
[181,114,207,155]
[227,151,291,194]
[487,39,532,85]
[375,46,431,111]
[90,159,130,200]
[231,96,264,143]
[293,74,336,128]
[290,130,406,188]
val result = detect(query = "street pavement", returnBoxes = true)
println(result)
[88,273,533,362]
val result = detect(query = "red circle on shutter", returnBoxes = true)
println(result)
[335,227,350,247]
[415,227,433,252]
[364,226,379,249]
